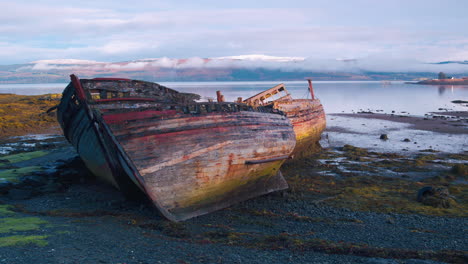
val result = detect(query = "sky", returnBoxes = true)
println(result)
[2,0,468,71]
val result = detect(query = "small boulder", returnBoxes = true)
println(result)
[403,138,411,142]
[417,186,456,208]
[380,134,388,140]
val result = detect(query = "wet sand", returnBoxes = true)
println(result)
[331,113,467,134]
[431,111,468,118]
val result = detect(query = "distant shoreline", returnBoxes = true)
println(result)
[410,78,468,85]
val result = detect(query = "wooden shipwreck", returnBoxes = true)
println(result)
[57,75,296,221]
[244,80,326,158]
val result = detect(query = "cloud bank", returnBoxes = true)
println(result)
[16,55,468,74]
[2,0,468,72]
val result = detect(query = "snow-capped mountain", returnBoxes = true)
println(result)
[31,59,105,65]
[215,55,305,62]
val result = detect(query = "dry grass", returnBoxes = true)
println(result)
[0,94,61,140]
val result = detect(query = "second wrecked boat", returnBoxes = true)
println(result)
[244,80,326,158]
[57,75,296,221]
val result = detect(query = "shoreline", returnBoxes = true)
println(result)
[330,112,467,134]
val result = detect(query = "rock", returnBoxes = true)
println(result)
[417,186,456,208]
[380,134,388,140]
[403,138,411,142]
[8,188,33,200]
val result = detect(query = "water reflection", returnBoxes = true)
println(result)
[438,86,446,95]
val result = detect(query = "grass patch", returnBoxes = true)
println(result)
[0,235,48,247]
[0,217,48,233]
[0,166,42,182]
[0,150,49,164]
[0,205,15,216]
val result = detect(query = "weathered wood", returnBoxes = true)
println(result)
[244,82,326,158]
[57,76,296,221]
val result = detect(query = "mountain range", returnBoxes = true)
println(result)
[1,55,467,83]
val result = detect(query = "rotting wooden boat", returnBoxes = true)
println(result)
[56,75,296,221]
[243,79,326,158]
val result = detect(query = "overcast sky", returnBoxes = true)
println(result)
[2,0,468,69]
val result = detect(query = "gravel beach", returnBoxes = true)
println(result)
[0,110,466,263]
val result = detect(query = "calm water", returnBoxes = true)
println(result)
[1,81,467,116]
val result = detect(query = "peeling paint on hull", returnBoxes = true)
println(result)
[243,83,326,159]
[273,99,326,158]
[57,76,296,221]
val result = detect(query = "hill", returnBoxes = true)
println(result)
[0,56,467,83]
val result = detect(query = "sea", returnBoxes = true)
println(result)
[0,81,467,116]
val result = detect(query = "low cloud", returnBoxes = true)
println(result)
[15,56,468,74]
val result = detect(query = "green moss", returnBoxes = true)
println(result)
[0,217,48,233]
[0,166,42,182]
[0,151,48,164]
[0,205,15,216]
[0,235,48,247]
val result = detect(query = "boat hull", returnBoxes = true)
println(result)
[273,99,326,158]
[57,77,296,221]
[103,110,295,221]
